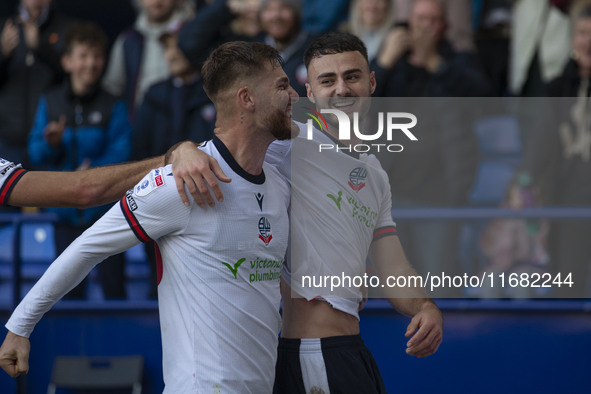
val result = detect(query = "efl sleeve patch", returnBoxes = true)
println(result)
[133,168,165,197]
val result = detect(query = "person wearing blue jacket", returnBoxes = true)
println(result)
[28,21,131,299]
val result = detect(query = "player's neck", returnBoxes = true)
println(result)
[217,126,273,176]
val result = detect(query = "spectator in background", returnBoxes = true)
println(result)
[260,0,314,96]
[478,171,550,297]
[340,0,397,62]
[473,0,512,96]
[179,0,311,96]
[509,0,572,96]
[28,22,132,299]
[102,0,193,121]
[133,24,214,161]
[372,0,483,294]
[525,1,591,297]
[178,0,263,71]
[0,0,71,168]
[133,23,215,297]
[373,0,489,97]
[394,0,475,52]
[302,0,349,34]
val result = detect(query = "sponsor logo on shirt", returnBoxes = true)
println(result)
[221,258,245,279]
[221,256,282,283]
[255,193,264,211]
[258,217,272,245]
[326,188,378,229]
[348,167,367,191]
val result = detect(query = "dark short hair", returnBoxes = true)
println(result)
[201,41,284,101]
[303,32,369,69]
[64,22,107,55]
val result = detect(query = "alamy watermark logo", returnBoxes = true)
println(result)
[305,109,418,153]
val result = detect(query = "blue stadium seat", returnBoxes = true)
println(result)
[0,224,15,301]
[125,244,152,300]
[474,114,522,158]
[20,222,56,279]
[0,221,57,301]
[469,160,516,206]
[469,114,523,206]
[0,224,15,267]
[463,116,524,283]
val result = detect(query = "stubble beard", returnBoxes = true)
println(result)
[267,108,294,141]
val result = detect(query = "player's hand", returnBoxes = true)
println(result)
[44,115,67,147]
[171,140,231,208]
[404,301,443,358]
[1,19,19,58]
[0,331,30,378]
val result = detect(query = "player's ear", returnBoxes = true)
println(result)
[306,83,316,103]
[369,71,376,95]
[237,86,255,111]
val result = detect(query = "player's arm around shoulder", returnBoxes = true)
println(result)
[168,140,231,208]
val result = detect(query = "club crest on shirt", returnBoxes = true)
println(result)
[258,217,272,246]
[348,167,367,191]
[135,168,165,197]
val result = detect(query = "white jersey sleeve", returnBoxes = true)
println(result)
[5,204,141,337]
[0,158,27,206]
[5,166,190,338]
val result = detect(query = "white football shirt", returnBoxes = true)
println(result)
[6,138,290,393]
[268,124,396,319]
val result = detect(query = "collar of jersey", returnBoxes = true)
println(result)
[213,136,266,185]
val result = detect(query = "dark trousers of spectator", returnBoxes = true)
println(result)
[55,222,127,299]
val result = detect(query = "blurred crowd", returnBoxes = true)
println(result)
[1,0,590,298]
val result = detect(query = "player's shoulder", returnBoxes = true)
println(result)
[130,165,177,200]
[264,159,288,184]
[197,139,216,155]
